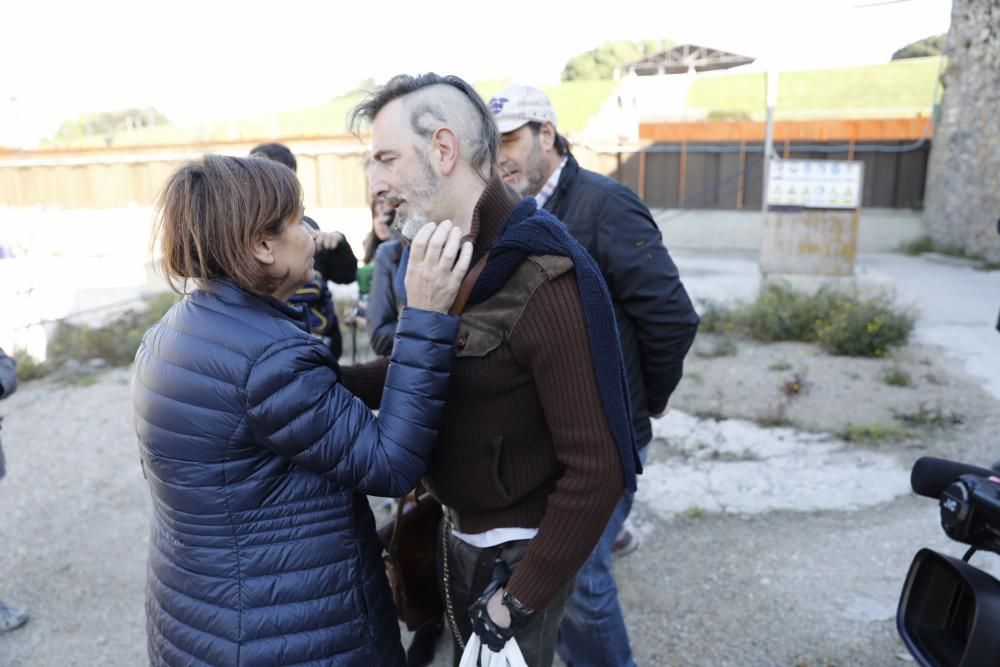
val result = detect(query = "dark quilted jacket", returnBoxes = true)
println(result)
[544,155,699,446]
[132,280,458,666]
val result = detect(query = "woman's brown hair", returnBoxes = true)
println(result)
[152,154,302,294]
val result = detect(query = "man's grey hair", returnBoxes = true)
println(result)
[348,73,499,180]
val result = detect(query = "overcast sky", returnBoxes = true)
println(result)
[0,0,953,146]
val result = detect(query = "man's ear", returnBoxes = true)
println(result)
[539,122,557,152]
[251,234,276,265]
[432,127,460,176]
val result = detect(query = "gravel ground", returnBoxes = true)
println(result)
[0,335,996,666]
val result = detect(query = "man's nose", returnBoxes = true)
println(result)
[369,174,387,200]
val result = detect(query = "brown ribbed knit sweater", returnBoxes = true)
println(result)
[425,176,624,611]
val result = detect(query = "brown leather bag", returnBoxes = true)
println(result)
[377,492,444,631]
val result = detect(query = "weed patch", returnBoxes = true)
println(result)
[892,403,963,428]
[15,293,178,382]
[696,336,738,358]
[841,424,909,443]
[883,366,913,387]
[698,283,915,358]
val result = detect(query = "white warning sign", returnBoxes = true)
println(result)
[766,159,863,210]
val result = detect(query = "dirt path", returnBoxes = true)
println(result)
[0,332,995,666]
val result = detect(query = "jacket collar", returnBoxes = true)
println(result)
[469,174,522,265]
[203,280,310,332]
[542,153,580,214]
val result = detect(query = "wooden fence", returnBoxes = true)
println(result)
[0,118,932,211]
[0,139,370,209]
[577,117,933,211]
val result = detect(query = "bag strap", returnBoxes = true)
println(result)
[387,494,408,554]
[448,253,489,316]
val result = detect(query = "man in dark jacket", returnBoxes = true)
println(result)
[0,347,29,633]
[491,84,699,667]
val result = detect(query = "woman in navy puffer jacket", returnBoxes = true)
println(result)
[132,155,471,666]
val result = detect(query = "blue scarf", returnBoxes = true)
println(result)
[396,200,640,491]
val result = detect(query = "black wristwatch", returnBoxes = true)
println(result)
[502,590,535,625]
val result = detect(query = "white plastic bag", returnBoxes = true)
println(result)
[457,632,529,667]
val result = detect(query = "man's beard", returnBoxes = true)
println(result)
[395,210,435,242]
[388,148,442,242]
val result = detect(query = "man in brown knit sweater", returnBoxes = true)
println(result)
[350,74,632,666]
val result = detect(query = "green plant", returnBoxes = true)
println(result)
[901,236,935,256]
[47,294,177,367]
[815,294,915,357]
[883,366,913,387]
[696,301,742,335]
[841,424,909,443]
[680,506,705,519]
[696,336,737,358]
[29,293,180,376]
[900,236,973,259]
[745,284,841,342]
[690,285,914,358]
[758,412,792,428]
[12,350,51,382]
[892,403,962,428]
[685,371,704,385]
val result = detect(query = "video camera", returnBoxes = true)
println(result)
[897,456,1000,666]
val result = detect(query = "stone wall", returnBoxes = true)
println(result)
[922,0,1000,261]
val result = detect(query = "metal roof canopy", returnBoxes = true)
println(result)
[622,44,755,76]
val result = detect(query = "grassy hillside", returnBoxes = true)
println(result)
[39,58,940,149]
[685,56,944,118]
[42,79,614,149]
[474,79,615,135]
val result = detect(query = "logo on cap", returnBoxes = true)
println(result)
[488,97,508,115]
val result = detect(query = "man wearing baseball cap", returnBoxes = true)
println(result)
[489,84,699,667]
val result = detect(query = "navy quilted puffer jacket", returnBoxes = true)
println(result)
[132,280,458,666]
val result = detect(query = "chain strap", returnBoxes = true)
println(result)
[441,513,466,651]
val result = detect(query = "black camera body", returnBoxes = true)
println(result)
[898,458,1000,666]
[939,475,1000,550]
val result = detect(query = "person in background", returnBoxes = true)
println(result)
[249,142,358,359]
[365,199,405,358]
[357,197,397,307]
[0,347,28,634]
[351,73,634,667]
[361,202,444,665]
[133,153,472,665]
[490,84,699,667]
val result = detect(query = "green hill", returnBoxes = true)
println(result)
[685,56,944,119]
[42,79,614,149]
[41,59,941,149]
[474,79,615,135]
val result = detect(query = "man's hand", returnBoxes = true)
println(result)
[469,587,515,652]
[314,230,343,251]
[468,561,534,653]
[651,401,671,419]
[404,221,473,314]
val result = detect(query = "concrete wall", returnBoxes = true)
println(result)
[922,0,1000,262]
[654,208,926,253]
